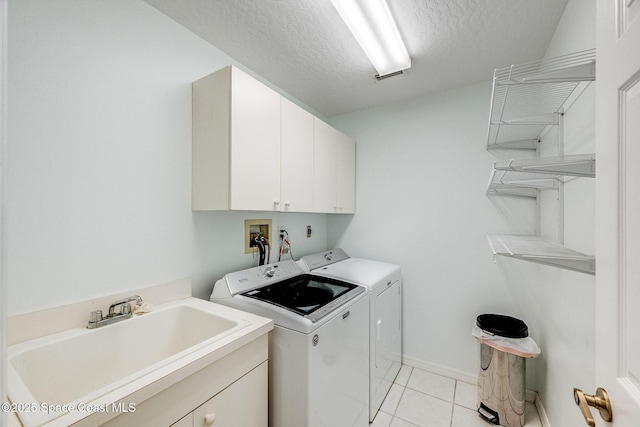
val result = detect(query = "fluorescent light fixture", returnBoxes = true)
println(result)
[331,0,411,78]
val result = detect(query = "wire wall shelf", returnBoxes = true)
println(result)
[486,153,596,197]
[487,170,556,197]
[487,235,596,275]
[493,153,596,177]
[487,49,596,149]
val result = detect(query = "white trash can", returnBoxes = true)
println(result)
[473,314,540,427]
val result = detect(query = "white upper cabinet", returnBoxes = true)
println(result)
[193,65,355,214]
[192,66,281,211]
[313,118,356,214]
[230,68,281,211]
[313,118,337,213]
[280,97,314,212]
[336,133,356,213]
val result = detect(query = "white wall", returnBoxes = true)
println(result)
[328,83,539,381]
[6,0,596,424]
[6,0,329,315]
[329,0,596,425]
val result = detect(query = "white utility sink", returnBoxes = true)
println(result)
[7,297,265,426]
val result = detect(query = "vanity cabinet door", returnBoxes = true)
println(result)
[193,361,268,427]
[171,413,193,427]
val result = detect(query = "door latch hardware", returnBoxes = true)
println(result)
[573,387,613,426]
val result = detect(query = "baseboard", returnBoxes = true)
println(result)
[535,395,552,427]
[402,354,477,384]
[402,354,540,405]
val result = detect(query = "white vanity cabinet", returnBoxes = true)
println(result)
[313,118,356,213]
[192,362,267,427]
[101,334,269,427]
[192,66,281,211]
[280,97,314,212]
[172,414,193,427]
[171,361,267,427]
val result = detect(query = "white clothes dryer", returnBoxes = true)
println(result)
[299,249,402,422]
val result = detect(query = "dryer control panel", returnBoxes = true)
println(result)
[298,248,350,271]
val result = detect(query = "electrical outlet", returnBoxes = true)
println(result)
[307,225,312,238]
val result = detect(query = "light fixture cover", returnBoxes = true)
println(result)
[331,0,411,77]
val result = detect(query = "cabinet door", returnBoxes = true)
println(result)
[336,133,356,214]
[313,118,356,213]
[313,118,339,213]
[313,118,338,213]
[230,68,281,211]
[281,98,314,212]
[193,362,268,427]
[171,413,193,427]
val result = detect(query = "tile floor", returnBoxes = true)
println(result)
[371,365,543,427]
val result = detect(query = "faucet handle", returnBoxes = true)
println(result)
[89,310,103,323]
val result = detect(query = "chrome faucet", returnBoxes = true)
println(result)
[87,295,143,329]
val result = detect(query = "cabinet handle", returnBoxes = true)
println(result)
[273,200,280,207]
[284,201,291,208]
[204,412,217,426]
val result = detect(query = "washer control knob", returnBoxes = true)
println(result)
[265,267,276,278]
[324,252,333,261]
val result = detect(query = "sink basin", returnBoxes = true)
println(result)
[8,298,255,426]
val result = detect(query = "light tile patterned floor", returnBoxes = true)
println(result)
[371,365,543,427]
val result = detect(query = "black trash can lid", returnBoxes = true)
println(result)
[476,314,528,338]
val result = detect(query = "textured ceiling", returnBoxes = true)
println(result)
[144,0,569,118]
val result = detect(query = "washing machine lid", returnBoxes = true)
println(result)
[309,258,401,289]
[242,274,364,323]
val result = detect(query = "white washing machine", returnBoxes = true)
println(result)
[211,259,369,427]
[299,249,402,422]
